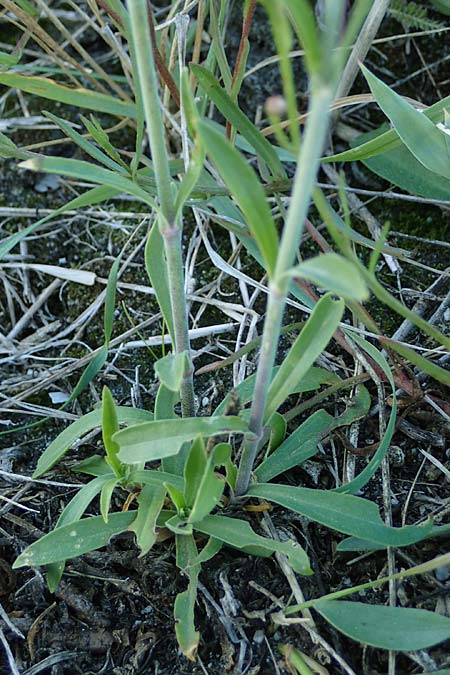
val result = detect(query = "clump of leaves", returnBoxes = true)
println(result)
[3,0,450,665]
[389,0,446,30]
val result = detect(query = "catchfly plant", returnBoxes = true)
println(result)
[2,0,450,663]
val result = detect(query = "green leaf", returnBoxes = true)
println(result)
[127,469,184,492]
[188,443,230,523]
[73,455,111,477]
[33,407,153,478]
[192,65,285,178]
[81,114,128,170]
[18,155,155,206]
[183,436,207,508]
[102,386,122,477]
[100,477,120,522]
[430,0,450,14]
[315,600,450,650]
[114,416,250,464]
[277,0,321,75]
[353,125,450,200]
[290,254,368,301]
[145,220,175,342]
[267,413,287,454]
[44,111,126,173]
[325,94,450,163]
[194,514,312,575]
[198,120,279,277]
[0,73,136,118]
[334,334,397,494]
[261,381,370,494]
[337,522,450,552]
[381,338,450,388]
[361,65,450,180]
[174,535,200,661]
[129,484,166,556]
[13,512,136,568]
[247,483,433,547]
[154,352,189,392]
[255,409,336,482]
[46,473,114,590]
[265,294,344,420]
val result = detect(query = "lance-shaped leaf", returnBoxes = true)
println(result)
[265,294,344,421]
[114,416,250,464]
[102,387,122,477]
[154,352,189,392]
[18,156,156,206]
[33,407,154,478]
[100,477,120,523]
[46,473,115,591]
[13,512,136,568]
[198,120,279,278]
[290,253,368,301]
[188,443,230,523]
[0,73,137,118]
[145,221,175,342]
[325,94,450,163]
[192,65,285,177]
[175,535,200,661]
[315,600,450,651]
[361,65,450,180]
[194,514,312,575]
[129,484,166,556]
[247,483,433,547]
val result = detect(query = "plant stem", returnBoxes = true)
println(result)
[235,84,335,496]
[127,0,195,416]
[128,0,174,223]
[162,223,196,417]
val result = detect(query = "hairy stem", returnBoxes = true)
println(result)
[235,85,335,496]
[162,224,195,417]
[128,0,195,415]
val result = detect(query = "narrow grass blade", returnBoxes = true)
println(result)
[13,512,136,568]
[19,155,156,206]
[315,600,450,650]
[0,73,136,118]
[381,338,450,387]
[192,65,285,177]
[198,120,279,278]
[44,111,126,173]
[33,407,153,478]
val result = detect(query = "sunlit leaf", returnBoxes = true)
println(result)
[315,600,450,650]
[290,253,368,301]
[174,535,200,661]
[194,514,312,575]
[0,73,136,118]
[33,407,154,478]
[114,416,250,464]
[248,483,433,547]
[13,512,136,568]
[154,352,189,392]
[129,484,166,556]
[198,120,279,277]
[265,294,344,420]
